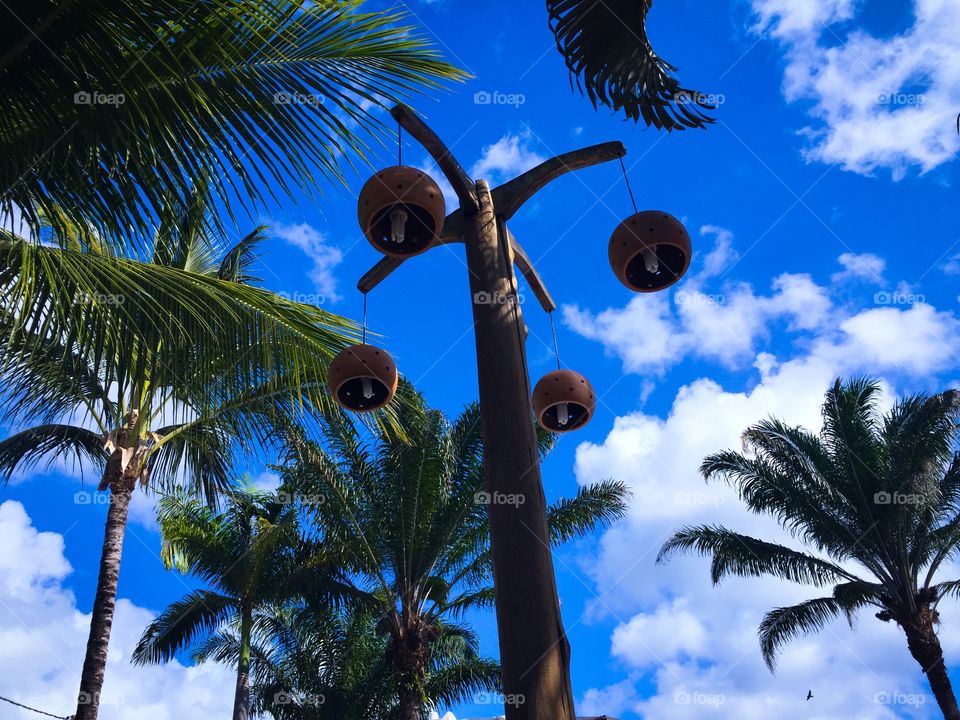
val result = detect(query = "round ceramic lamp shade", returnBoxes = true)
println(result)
[328,344,399,413]
[609,211,692,292]
[532,369,596,433]
[357,166,446,258]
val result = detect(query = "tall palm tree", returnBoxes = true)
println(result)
[132,487,354,720]
[280,384,629,720]
[0,194,359,720]
[0,0,466,244]
[547,0,713,130]
[658,378,960,719]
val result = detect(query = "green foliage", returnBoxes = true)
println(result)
[277,382,629,714]
[133,486,353,666]
[0,194,357,500]
[0,0,467,245]
[659,378,960,670]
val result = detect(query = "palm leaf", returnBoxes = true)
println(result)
[0,0,467,245]
[0,237,357,431]
[657,525,860,587]
[547,0,713,129]
[759,597,845,671]
[0,423,106,483]
[132,589,236,665]
[547,478,630,543]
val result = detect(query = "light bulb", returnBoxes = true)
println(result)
[643,246,660,274]
[557,402,570,427]
[361,378,374,400]
[389,207,408,244]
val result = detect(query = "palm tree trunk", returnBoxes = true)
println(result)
[75,478,135,720]
[233,606,252,720]
[903,610,960,720]
[396,682,422,720]
[389,629,430,720]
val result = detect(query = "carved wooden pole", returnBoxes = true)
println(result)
[359,104,625,720]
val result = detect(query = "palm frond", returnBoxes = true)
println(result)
[218,226,268,284]
[0,424,106,484]
[547,0,714,129]
[426,657,502,708]
[759,597,846,671]
[148,423,234,504]
[0,0,467,245]
[0,238,356,431]
[132,589,236,665]
[547,479,629,543]
[657,525,860,587]
[0,307,113,426]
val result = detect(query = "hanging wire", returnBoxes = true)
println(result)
[618,155,639,214]
[398,123,403,166]
[0,694,72,719]
[361,291,368,345]
[549,311,562,370]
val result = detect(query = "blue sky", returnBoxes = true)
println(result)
[2,0,960,718]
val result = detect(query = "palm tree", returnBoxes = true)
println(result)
[0,194,360,720]
[546,0,713,130]
[0,0,466,244]
[132,487,353,720]
[279,384,629,720]
[658,378,960,719]
[197,603,499,720]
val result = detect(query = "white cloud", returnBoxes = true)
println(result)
[751,0,855,38]
[470,132,545,184]
[564,227,960,379]
[696,225,740,281]
[611,599,709,667]
[832,304,960,376]
[0,500,235,720]
[249,470,282,493]
[568,231,960,716]
[578,679,639,718]
[563,227,834,373]
[752,0,960,177]
[832,252,887,284]
[942,252,960,276]
[272,222,344,303]
[574,362,958,718]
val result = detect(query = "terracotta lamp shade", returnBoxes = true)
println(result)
[532,369,595,433]
[328,344,399,413]
[609,211,692,292]
[357,166,446,258]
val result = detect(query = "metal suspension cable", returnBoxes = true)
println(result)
[549,311,562,370]
[618,155,638,213]
[361,291,368,345]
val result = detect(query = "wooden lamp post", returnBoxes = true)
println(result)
[358,104,628,720]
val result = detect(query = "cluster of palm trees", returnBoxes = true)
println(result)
[0,2,466,718]
[0,2,685,718]
[131,387,627,719]
[3,2,959,719]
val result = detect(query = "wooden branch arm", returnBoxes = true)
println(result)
[356,135,624,295]
[357,256,403,294]
[506,229,556,313]
[390,104,478,214]
[492,141,626,220]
